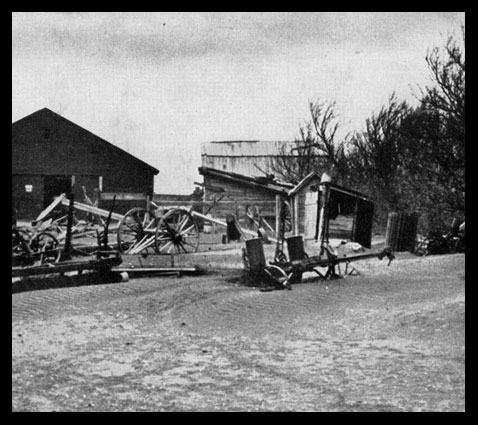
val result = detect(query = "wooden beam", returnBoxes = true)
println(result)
[293,197,299,236]
[100,192,148,201]
[12,256,122,278]
[35,193,66,222]
[193,182,225,193]
[275,195,281,237]
[60,198,124,222]
[191,211,277,243]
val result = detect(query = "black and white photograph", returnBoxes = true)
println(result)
[12,12,465,412]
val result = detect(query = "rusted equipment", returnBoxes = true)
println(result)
[113,265,204,277]
[34,194,201,257]
[190,211,278,243]
[13,195,123,278]
[415,218,465,255]
[284,235,308,283]
[226,214,242,242]
[273,197,291,263]
[12,225,61,267]
[242,237,292,290]
[12,254,121,278]
[270,236,394,283]
[245,175,395,288]
[117,203,200,255]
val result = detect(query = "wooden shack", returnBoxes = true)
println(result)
[198,166,293,230]
[289,172,374,248]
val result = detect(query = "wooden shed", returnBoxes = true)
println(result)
[289,172,375,248]
[12,108,159,220]
[198,166,293,229]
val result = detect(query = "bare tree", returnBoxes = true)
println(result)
[307,99,350,183]
[404,27,466,223]
[419,27,465,192]
[349,93,413,214]
[268,98,348,184]
[268,123,324,184]
[423,26,465,124]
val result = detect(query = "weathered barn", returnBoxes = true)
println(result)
[12,108,159,220]
[198,166,293,229]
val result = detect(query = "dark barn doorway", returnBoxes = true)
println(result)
[43,175,72,208]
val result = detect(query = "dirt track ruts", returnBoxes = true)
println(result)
[12,253,465,411]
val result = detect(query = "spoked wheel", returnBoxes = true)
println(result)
[12,228,32,266]
[29,232,61,265]
[117,208,157,255]
[264,265,291,290]
[155,209,199,254]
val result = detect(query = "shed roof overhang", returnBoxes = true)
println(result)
[198,166,293,195]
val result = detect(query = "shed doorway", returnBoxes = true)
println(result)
[43,175,72,208]
[304,190,319,240]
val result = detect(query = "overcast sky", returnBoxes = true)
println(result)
[12,12,465,194]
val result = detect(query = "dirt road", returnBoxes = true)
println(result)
[12,253,465,411]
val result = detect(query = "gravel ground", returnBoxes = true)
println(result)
[12,252,465,412]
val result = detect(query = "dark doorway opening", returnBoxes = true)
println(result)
[44,175,72,208]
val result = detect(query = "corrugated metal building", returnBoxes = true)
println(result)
[12,108,159,220]
[201,140,301,177]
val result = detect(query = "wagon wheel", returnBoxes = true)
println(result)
[155,209,199,254]
[29,232,61,265]
[117,208,157,254]
[12,228,31,253]
[264,265,291,290]
[12,228,32,265]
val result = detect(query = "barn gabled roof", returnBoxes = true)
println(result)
[198,166,294,195]
[12,108,159,175]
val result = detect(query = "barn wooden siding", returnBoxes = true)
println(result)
[12,108,158,219]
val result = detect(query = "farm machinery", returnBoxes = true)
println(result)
[241,181,395,290]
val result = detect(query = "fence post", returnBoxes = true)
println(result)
[275,195,281,237]
[63,194,75,260]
